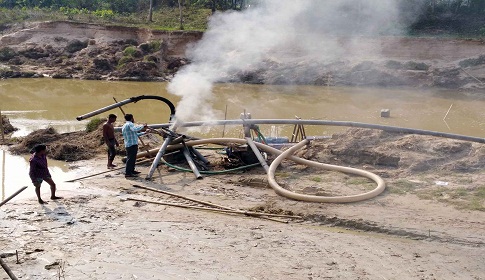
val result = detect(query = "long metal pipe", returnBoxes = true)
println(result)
[76,95,176,121]
[0,186,28,208]
[146,136,173,180]
[190,147,210,165]
[182,142,203,180]
[115,119,485,144]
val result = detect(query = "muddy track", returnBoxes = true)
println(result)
[303,213,484,247]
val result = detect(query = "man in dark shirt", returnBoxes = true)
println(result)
[29,144,61,204]
[103,114,119,169]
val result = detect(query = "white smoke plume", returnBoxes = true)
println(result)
[168,0,418,122]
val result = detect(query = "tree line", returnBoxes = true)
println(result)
[0,0,251,13]
[0,0,483,15]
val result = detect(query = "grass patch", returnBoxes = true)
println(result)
[347,177,371,185]
[311,177,322,183]
[388,180,416,195]
[123,46,138,57]
[85,118,104,132]
[417,186,485,211]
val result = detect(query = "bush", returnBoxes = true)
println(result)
[117,55,134,68]
[85,118,104,132]
[148,40,162,52]
[459,55,485,68]
[123,46,137,56]
[93,9,115,19]
[0,47,17,62]
[65,39,88,53]
[123,46,142,58]
[385,60,403,69]
[139,41,162,53]
[405,61,430,71]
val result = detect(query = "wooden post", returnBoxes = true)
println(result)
[0,109,5,144]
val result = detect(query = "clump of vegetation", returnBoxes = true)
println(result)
[143,55,158,63]
[139,40,163,53]
[65,39,88,53]
[385,60,429,71]
[0,47,17,61]
[459,55,485,68]
[385,60,403,69]
[418,185,485,211]
[388,180,417,195]
[123,46,141,57]
[405,61,429,71]
[85,117,104,132]
[117,56,134,68]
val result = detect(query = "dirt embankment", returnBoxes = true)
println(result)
[0,21,201,81]
[0,21,484,88]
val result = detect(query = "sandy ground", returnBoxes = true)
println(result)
[1,143,485,280]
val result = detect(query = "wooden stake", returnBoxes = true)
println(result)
[0,109,5,144]
[222,104,228,138]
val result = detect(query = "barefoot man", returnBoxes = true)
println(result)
[103,114,119,169]
[29,144,62,204]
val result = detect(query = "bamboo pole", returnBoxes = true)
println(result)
[0,257,18,280]
[0,109,5,144]
[126,197,300,222]
[460,67,484,85]
[132,184,302,219]
[0,186,28,208]
[65,158,152,183]
[1,150,5,201]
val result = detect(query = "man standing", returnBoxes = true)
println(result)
[103,114,119,169]
[122,114,147,178]
[29,144,62,204]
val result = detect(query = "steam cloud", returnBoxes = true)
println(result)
[168,0,421,122]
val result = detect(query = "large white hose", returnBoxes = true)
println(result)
[176,138,386,203]
[268,139,386,203]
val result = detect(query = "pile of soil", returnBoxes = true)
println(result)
[300,128,485,175]
[10,124,111,161]
[1,115,17,134]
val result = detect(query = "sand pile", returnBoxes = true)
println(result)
[302,128,485,174]
[10,124,109,161]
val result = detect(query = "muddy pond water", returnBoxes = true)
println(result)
[1,78,485,202]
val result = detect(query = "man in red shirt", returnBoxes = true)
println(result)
[103,114,119,169]
[29,144,62,204]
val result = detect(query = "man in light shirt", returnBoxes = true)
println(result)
[121,114,148,178]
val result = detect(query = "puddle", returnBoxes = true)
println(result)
[0,148,86,203]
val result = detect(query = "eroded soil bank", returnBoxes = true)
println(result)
[0,21,484,89]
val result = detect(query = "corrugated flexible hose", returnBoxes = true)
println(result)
[177,138,386,203]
